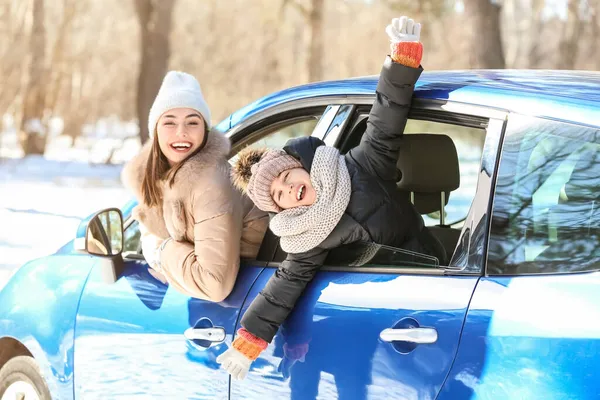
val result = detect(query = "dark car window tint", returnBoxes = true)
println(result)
[325,241,440,269]
[488,115,600,275]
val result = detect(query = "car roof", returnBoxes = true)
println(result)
[230,69,600,129]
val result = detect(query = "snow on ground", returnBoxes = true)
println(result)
[0,131,138,289]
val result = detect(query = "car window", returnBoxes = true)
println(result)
[330,112,488,269]
[488,115,600,275]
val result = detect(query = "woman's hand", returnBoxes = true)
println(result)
[385,16,423,68]
[139,222,171,271]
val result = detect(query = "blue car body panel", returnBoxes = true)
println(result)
[438,273,600,400]
[0,255,97,399]
[231,268,478,399]
[73,259,263,399]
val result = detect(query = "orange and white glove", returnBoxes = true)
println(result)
[385,16,423,68]
[216,328,268,380]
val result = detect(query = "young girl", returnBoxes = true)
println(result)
[121,71,268,302]
[218,16,446,379]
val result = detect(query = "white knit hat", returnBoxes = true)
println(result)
[148,71,211,137]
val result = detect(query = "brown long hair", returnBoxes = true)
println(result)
[141,125,209,207]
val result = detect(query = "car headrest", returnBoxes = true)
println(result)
[396,134,460,193]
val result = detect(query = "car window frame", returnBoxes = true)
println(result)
[122,95,510,276]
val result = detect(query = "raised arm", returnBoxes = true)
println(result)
[346,17,424,181]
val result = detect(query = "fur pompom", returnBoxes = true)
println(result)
[232,147,268,191]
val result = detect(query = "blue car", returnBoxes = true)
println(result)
[1,70,599,400]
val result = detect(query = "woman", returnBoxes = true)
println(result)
[219,16,446,379]
[121,70,268,302]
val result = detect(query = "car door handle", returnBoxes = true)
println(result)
[379,327,438,344]
[184,327,226,343]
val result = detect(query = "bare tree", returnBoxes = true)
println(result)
[464,0,505,69]
[6,0,600,161]
[45,0,78,116]
[556,0,584,69]
[20,0,48,155]
[594,0,600,70]
[134,0,176,144]
[0,1,29,114]
[283,0,324,82]
[307,0,324,82]
[527,0,546,68]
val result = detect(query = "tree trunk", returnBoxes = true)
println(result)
[20,0,47,155]
[307,0,324,82]
[556,0,583,70]
[134,0,176,144]
[464,0,505,69]
[45,0,77,115]
[595,1,600,70]
[528,0,545,68]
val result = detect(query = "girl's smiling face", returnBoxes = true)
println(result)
[156,107,206,166]
[270,167,316,210]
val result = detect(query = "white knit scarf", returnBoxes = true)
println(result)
[270,146,352,254]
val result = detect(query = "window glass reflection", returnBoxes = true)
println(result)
[488,116,599,275]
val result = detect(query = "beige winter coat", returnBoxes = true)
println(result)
[121,131,268,302]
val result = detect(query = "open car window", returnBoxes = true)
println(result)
[334,108,489,269]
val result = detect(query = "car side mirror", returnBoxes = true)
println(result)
[76,208,123,256]
[75,208,124,283]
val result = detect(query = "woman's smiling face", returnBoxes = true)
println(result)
[156,107,206,165]
[270,167,316,210]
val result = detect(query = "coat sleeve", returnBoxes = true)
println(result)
[158,182,243,302]
[239,193,269,259]
[240,246,329,343]
[346,56,423,181]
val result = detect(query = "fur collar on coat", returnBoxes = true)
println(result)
[121,131,232,240]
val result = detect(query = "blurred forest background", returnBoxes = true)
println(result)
[1,0,598,158]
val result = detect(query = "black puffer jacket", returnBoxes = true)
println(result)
[241,57,446,343]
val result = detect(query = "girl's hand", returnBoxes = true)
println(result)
[385,16,423,68]
[386,16,421,43]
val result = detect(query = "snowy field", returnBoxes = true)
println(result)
[0,130,138,289]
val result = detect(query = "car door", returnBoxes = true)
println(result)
[230,103,507,399]
[72,106,332,399]
[438,115,600,400]
[73,217,268,399]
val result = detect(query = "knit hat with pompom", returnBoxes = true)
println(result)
[232,147,302,213]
